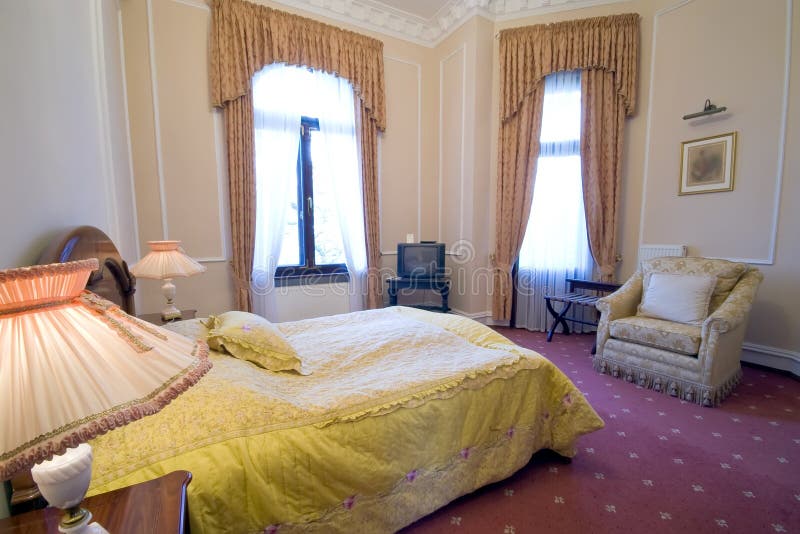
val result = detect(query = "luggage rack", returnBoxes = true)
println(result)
[544,278,621,354]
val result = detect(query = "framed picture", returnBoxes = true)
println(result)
[679,131,737,195]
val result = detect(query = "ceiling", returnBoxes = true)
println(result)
[272,0,630,46]
[364,0,454,21]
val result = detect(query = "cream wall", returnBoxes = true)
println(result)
[0,0,137,270]
[433,16,495,317]
[377,21,440,301]
[120,0,233,318]
[643,1,785,262]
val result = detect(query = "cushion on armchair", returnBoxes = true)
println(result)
[637,272,716,324]
[609,315,702,356]
[641,258,748,314]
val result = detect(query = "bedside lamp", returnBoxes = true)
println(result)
[0,259,211,533]
[131,241,206,321]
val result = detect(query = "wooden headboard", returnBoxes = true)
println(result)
[37,225,137,314]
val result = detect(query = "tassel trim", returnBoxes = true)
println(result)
[0,341,211,480]
[592,357,741,407]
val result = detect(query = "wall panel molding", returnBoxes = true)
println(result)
[144,0,228,262]
[145,0,169,239]
[722,0,791,265]
[91,0,120,248]
[384,55,423,243]
[377,133,384,250]
[638,0,791,265]
[170,0,209,9]
[438,44,466,245]
[117,3,141,260]
[200,109,230,263]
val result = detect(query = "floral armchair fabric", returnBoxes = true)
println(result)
[593,257,763,406]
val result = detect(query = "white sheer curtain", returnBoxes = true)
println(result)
[251,64,302,320]
[515,70,594,332]
[314,76,368,312]
[250,63,368,318]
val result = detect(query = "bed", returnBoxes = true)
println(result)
[41,226,604,533]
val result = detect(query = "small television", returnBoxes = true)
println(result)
[396,242,446,278]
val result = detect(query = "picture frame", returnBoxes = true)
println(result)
[679,131,737,195]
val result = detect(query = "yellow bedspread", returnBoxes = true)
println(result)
[87,307,603,533]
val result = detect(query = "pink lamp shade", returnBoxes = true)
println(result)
[131,241,206,280]
[0,258,211,481]
[130,241,206,321]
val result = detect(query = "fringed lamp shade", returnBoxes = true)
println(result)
[131,241,206,279]
[0,258,211,481]
[131,241,206,321]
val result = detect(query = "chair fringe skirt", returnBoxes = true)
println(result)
[592,357,742,407]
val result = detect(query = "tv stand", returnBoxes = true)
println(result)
[386,276,450,312]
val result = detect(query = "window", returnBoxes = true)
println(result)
[515,70,594,331]
[518,69,591,272]
[275,116,348,278]
[251,63,367,296]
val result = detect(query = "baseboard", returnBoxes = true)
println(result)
[741,342,800,377]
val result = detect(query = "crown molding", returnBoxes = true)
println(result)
[270,0,632,48]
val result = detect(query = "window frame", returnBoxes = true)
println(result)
[274,116,348,282]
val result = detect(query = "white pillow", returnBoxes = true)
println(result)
[638,272,716,325]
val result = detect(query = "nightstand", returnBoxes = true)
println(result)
[138,309,197,325]
[386,276,451,312]
[0,470,192,533]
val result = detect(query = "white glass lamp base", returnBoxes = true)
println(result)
[31,444,109,534]
[160,279,182,321]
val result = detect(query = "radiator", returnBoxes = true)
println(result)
[638,244,688,264]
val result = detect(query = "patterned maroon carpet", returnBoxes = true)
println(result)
[403,329,800,534]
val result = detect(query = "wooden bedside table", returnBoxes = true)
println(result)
[0,470,192,534]
[138,309,197,325]
[386,276,451,312]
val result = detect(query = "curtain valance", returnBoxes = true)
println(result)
[498,13,639,123]
[209,0,386,131]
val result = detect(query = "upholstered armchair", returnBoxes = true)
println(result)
[594,257,763,407]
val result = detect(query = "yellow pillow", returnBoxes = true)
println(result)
[202,311,307,374]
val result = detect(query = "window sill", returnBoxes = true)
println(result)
[274,272,350,288]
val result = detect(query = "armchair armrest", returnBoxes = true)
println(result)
[702,268,763,335]
[595,271,643,320]
[698,268,762,395]
[594,271,643,357]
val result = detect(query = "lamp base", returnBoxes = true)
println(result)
[160,279,182,321]
[58,509,109,534]
[31,445,109,534]
[161,305,183,322]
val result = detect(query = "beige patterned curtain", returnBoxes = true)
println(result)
[493,13,639,320]
[355,103,382,309]
[581,68,629,281]
[493,90,546,321]
[223,93,256,311]
[209,0,386,311]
